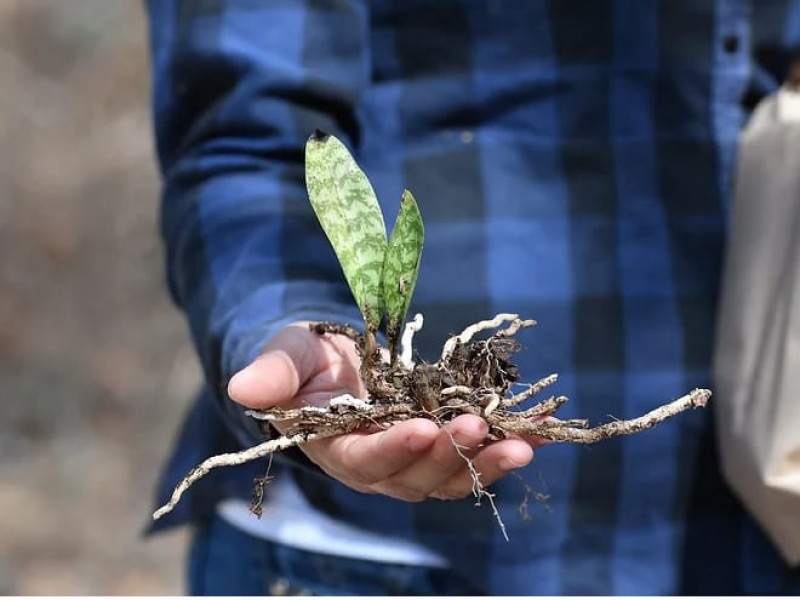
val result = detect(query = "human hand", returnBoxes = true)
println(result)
[227,322,542,501]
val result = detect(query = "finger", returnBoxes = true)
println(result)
[431,438,534,500]
[312,418,440,484]
[377,414,489,501]
[227,325,321,409]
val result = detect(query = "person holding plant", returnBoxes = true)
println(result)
[145,1,800,595]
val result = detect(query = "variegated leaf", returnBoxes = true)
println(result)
[305,131,388,331]
[382,189,424,358]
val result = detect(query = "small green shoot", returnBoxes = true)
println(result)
[382,190,424,362]
[304,131,424,360]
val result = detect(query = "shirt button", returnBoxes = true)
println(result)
[722,34,740,54]
[268,577,291,595]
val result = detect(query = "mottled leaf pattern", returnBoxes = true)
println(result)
[382,189,424,357]
[305,131,388,330]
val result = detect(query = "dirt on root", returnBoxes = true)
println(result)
[285,318,570,444]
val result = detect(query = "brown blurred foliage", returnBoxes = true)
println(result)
[0,1,197,594]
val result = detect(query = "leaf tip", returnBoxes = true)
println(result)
[309,129,331,143]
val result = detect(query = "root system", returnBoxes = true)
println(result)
[153,314,710,527]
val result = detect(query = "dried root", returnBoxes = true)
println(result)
[153,313,711,524]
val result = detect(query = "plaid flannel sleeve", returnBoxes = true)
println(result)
[145,0,369,446]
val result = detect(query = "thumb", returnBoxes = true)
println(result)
[227,324,320,410]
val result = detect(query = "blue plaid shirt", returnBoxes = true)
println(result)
[146,0,800,594]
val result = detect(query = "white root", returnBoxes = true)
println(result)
[244,393,369,423]
[441,385,472,397]
[483,394,501,416]
[400,313,424,368]
[330,394,373,412]
[515,395,568,418]
[503,373,559,407]
[152,425,349,521]
[493,388,712,443]
[442,427,508,542]
[497,318,536,338]
[441,313,520,362]
[246,406,327,421]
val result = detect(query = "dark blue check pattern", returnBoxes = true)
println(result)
[145,0,800,594]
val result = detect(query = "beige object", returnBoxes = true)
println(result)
[714,85,800,565]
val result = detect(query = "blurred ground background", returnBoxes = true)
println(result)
[0,1,196,594]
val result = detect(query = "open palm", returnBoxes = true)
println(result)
[227,322,541,501]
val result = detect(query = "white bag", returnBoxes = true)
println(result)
[714,84,800,565]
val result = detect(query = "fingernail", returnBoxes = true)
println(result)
[227,364,256,399]
[227,371,244,397]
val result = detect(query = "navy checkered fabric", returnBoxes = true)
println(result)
[145,0,800,593]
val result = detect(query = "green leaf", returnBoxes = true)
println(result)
[382,189,424,359]
[305,131,388,331]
